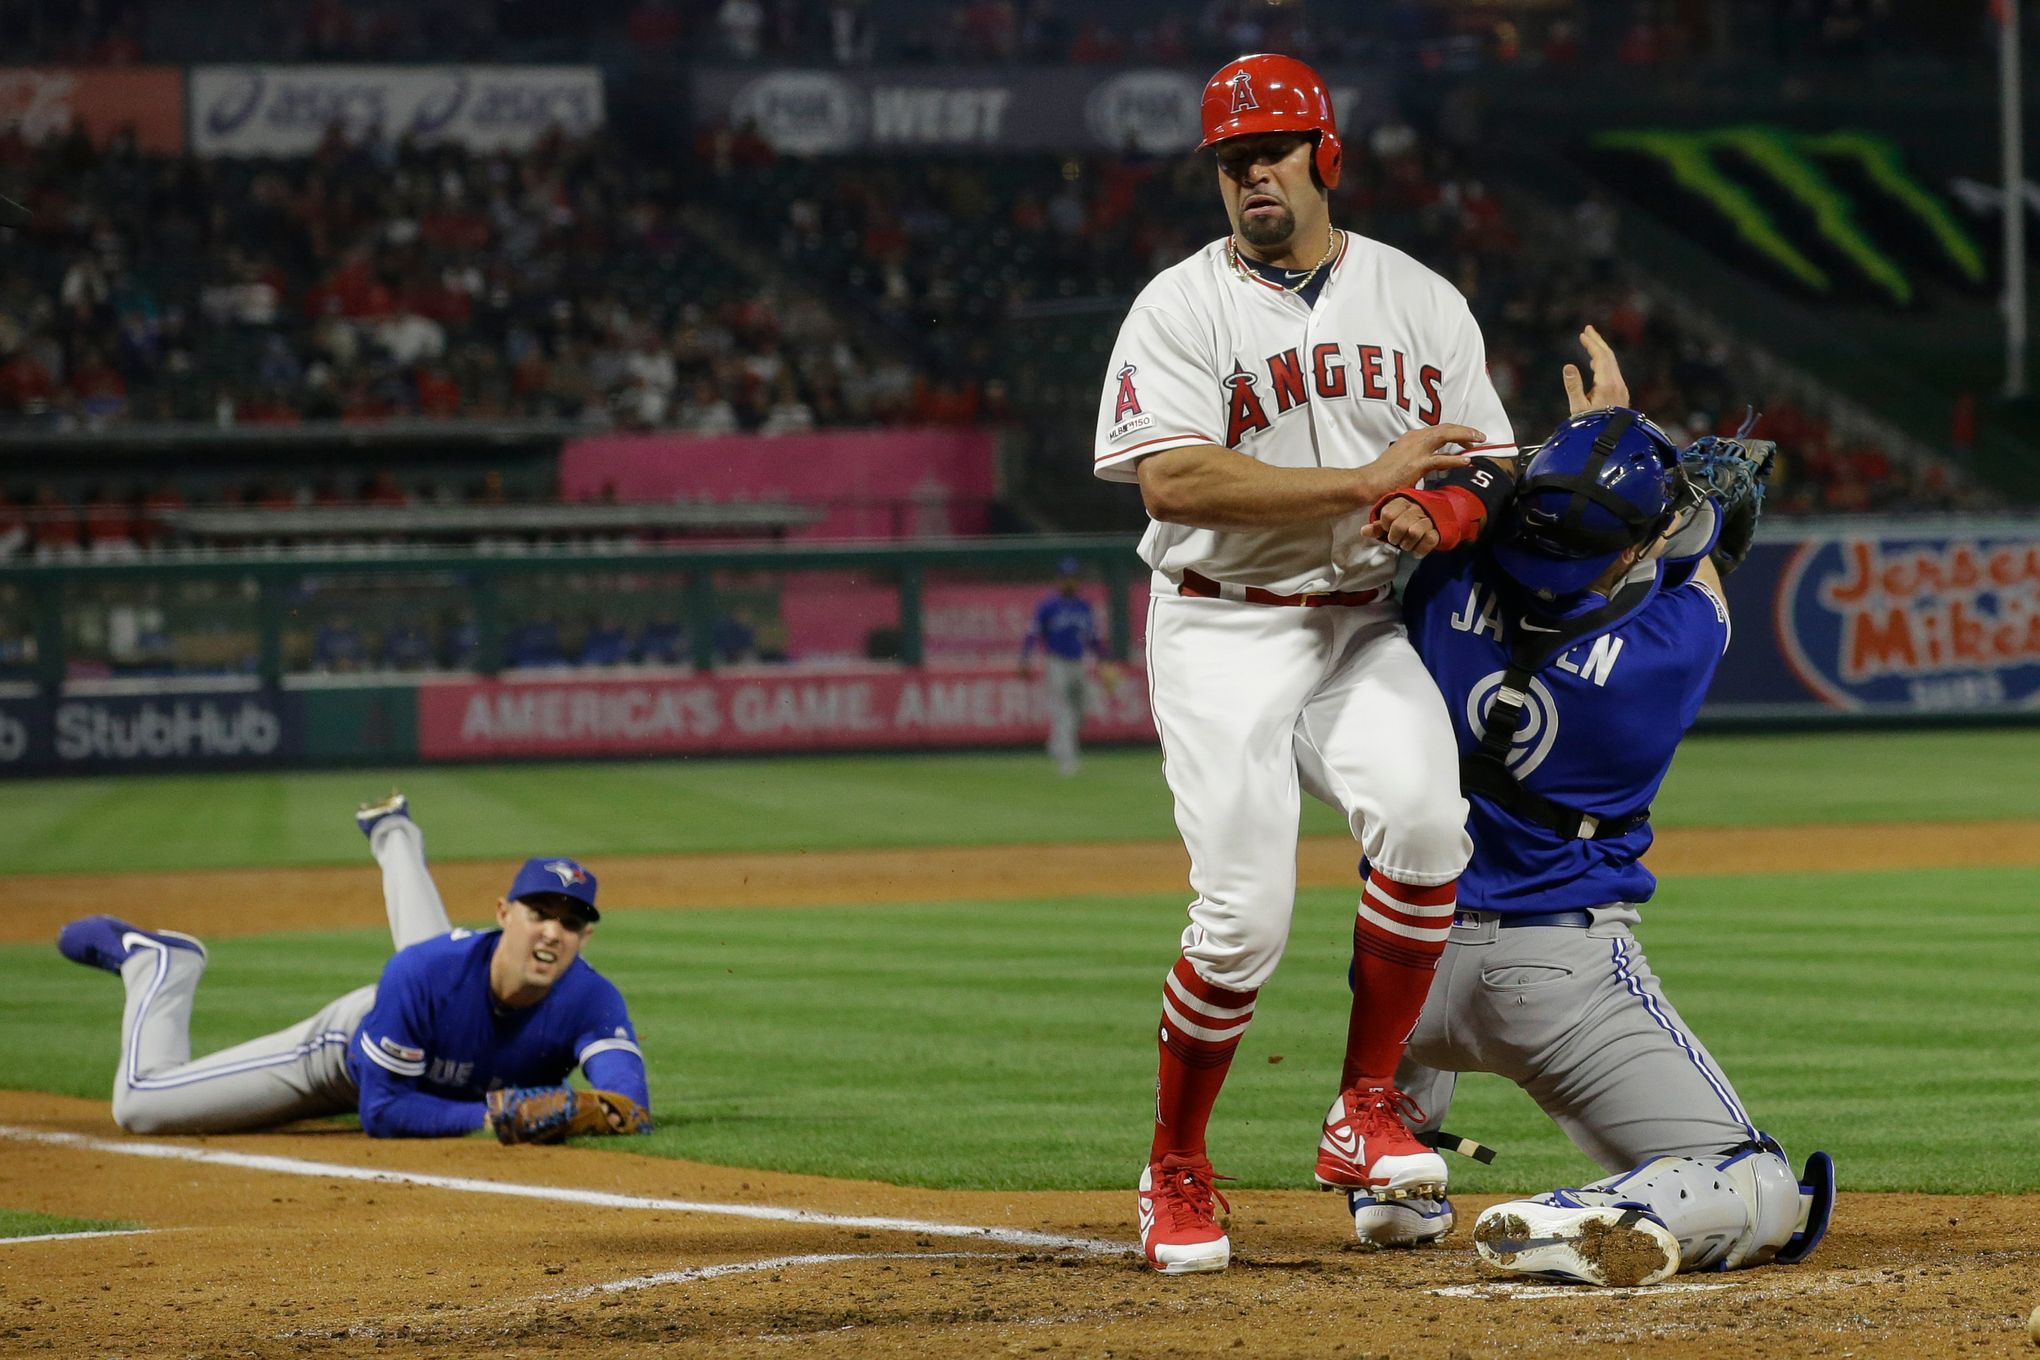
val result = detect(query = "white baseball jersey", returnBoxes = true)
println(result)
[1093,233,1517,596]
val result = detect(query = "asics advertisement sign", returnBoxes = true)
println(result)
[191,66,604,157]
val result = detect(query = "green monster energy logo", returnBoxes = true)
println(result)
[1595,127,1985,306]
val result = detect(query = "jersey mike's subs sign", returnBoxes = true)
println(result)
[1711,522,2040,715]
[416,663,1153,759]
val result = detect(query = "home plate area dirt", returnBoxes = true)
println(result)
[0,1095,2034,1359]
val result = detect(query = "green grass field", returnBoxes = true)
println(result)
[0,1208,138,1239]
[6,728,2038,1195]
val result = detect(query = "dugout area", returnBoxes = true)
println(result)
[2,735,2037,1357]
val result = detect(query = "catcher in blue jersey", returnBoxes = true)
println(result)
[1310,331,1832,1286]
[54,794,651,1145]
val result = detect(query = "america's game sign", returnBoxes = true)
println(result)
[1711,522,2040,716]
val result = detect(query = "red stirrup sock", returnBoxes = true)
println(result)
[1150,956,1258,1162]
[1341,870,1456,1090]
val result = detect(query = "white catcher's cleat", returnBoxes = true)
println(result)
[1472,1199,1681,1287]
[1348,1192,1453,1249]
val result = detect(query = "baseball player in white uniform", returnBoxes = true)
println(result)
[1101,53,1520,1274]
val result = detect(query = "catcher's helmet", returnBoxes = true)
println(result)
[1492,407,1682,597]
[1198,53,1342,190]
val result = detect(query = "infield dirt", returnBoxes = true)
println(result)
[0,1090,2034,1359]
[7,823,2038,1357]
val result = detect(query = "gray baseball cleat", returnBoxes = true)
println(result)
[1348,1191,1453,1249]
[355,790,410,838]
[1472,1199,1680,1287]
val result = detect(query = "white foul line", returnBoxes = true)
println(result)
[1,1228,156,1246]
[1431,1279,1747,1301]
[0,1126,1126,1256]
[560,1251,983,1298]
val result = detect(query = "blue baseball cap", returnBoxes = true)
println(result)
[1057,556,1080,576]
[506,857,600,920]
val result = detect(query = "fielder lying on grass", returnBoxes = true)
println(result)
[55,793,650,1144]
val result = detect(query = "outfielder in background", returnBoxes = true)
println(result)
[1093,52,1524,1274]
[54,794,653,1145]
[1337,360,1833,1285]
[1019,556,1115,776]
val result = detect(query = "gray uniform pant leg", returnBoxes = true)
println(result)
[1045,656,1087,771]
[1400,909,1760,1174]
[369,814,454,950]
[111,946,372,1137]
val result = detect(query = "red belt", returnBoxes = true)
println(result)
[1178,569,1382,608]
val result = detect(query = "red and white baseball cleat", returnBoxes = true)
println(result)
[1313,1085,1448,1196]
[1137,1152,1232,1274]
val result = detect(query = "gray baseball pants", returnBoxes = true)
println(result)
[1044,655,1088,773]
[109,817,453,1135]
[1395,906,1759,1169]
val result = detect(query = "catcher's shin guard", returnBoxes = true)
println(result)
[1508,1137,1834,1277]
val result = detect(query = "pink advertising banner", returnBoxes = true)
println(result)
[558,429,998,539]
[416,662,1153,759]
[778,581,1153,663]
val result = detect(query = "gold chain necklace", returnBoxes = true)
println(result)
[1228,228,1339,296]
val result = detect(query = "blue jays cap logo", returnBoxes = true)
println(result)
[508,855,600,919]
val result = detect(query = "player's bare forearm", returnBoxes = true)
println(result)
[1136,445,1371,528]
[1136,427,1480,530]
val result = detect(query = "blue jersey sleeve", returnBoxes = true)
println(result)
[352,948,489,1138]
[1665,578,1732,728]
[572,974,651,1115]
[356,1069,491,1138]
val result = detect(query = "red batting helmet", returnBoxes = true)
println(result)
[1198,53,1342,190]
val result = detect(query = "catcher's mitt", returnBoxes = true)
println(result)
[1661,433,1775,577]
[485,1085,652,1145]
[1683,434,1775,575]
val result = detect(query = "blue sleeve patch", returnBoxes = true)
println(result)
[380,1036,425,1064]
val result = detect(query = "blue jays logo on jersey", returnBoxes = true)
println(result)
[544,860,588,887]
[1465,671,1562,775]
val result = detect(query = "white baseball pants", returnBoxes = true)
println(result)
[1145,592,1471,992]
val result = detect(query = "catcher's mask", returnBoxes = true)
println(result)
[1492,406,1682,597]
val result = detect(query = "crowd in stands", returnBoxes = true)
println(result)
[0,126,940,436]
[0,37,1994,528]
[24,596,769,682]
[748,124,1988,515]
[679,0,1980,72]
[3,0,1998,71]
[299,604,763,673]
